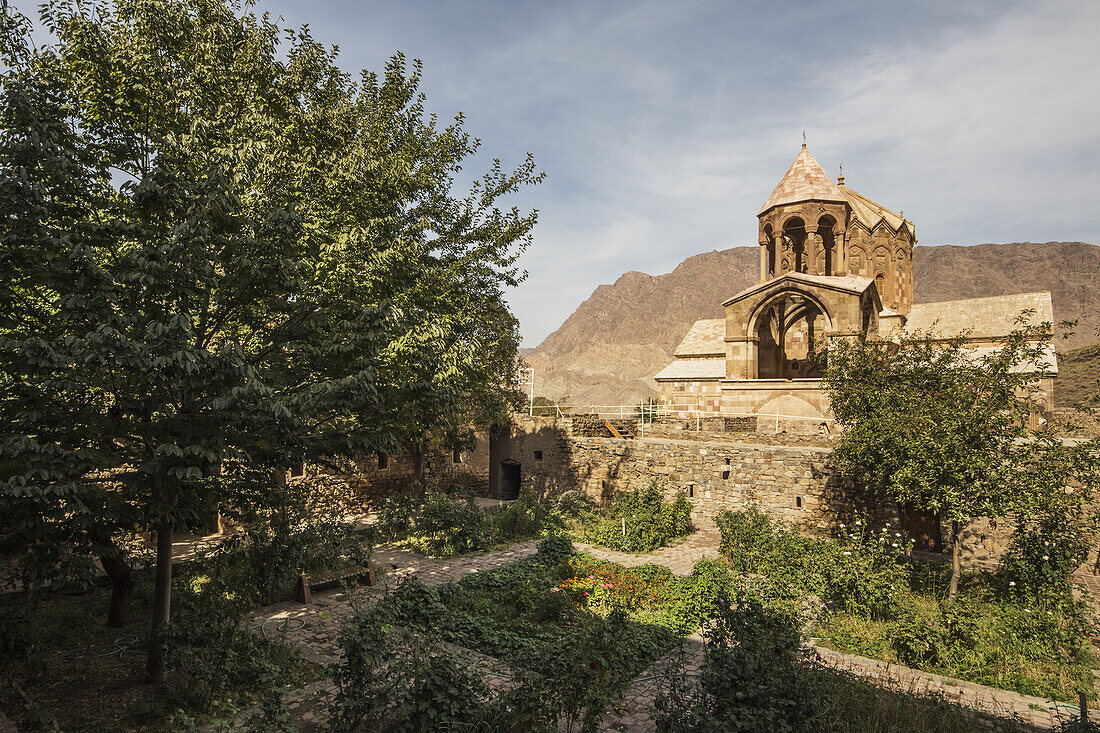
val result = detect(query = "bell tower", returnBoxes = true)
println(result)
[757,144,849,283]
[756,145,916,314]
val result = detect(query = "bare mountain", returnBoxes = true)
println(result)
[525,242,1100,407]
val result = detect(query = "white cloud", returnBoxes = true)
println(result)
[229,1,1100,345]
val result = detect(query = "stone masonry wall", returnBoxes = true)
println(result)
[306,433,491,505]
[566,436,895,533]
[505,416,1016,567]
[507,416,890,534]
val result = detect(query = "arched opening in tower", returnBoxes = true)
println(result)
[764,223,776,276]
[817,215,837,276]
[782,217,807,274]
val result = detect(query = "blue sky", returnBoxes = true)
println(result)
[32,0,1100,346]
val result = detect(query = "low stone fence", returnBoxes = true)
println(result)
[570,414,639,438]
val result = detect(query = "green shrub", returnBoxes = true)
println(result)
[655,586,817,732]
[378,488,560,557]
[555,489,597,516]
[164,580,318,716]
[716,508,910,620]
[206,515,368,606]
[999,504,1099,596]
[537,534,575,563]
[331,608,508,732]
[661,558,734,635]
[586,482,693,553]
[889,607,953,668]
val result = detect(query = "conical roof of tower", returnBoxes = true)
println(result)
[758,145,846,215]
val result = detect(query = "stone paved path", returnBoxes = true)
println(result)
[245,528,1088,732]
[249,540,541,667]
[574,523,722,576]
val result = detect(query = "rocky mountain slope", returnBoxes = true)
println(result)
[524,242,1100,407]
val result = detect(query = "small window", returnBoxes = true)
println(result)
[687,483,694,498]
[288,460,305,479]
[453,448,462,464]
[534,450,543,461]
[378,453,389,470]
[795,496,803,509]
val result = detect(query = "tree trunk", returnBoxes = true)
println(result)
[145,522,173,683]
[413,440,425,483]
[948,520,962,604]
[101,554,134,627]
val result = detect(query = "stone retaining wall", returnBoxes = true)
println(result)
[505,416,1017,567]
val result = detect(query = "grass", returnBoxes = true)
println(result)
[0,576,323,732]
[805,665,1031,732]
[812,566,1095,703]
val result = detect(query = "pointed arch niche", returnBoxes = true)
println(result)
[751,291,830,380]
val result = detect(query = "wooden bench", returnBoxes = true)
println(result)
[294,563,377,604]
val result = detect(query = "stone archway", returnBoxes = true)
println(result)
[751,291,829,379]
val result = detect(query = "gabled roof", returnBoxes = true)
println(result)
[838,184,915,238]
[901,292,1057,374]
[722,272,874,308]
[673,319,726,357]
[903,292,1054,338]
[654,358,726,381]
[758,145,846,215]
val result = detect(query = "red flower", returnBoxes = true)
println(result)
[589,661,597,670]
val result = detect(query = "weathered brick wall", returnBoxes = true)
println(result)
[506,416,889,534]
[643,418,837,447]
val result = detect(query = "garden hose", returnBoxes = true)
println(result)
[256,617,307,639]
[91,635,140,661]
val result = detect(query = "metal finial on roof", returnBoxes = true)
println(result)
[802,129,806,147]
[837,164,845,186]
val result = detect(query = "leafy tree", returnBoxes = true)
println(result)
[822,320,1100,602]
[0,0,536,681]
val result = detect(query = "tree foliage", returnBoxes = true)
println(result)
[822,320,1100,599]
[0,0,538,680]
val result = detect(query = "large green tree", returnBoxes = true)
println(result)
[822,320,1100,602]
[0,0,536,682]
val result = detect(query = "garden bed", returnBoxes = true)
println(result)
[716,508,1097,704]
[0,577,322,732]
[564,483,695,553]
[370,538,734,693]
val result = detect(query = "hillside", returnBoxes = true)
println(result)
[525,242,1100,407]
[1057,342,1100,409]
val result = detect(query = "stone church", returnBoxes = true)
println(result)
[654,145,1056,427]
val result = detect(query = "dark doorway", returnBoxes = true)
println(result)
[904,505,943,553]
[500,460,521,500]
